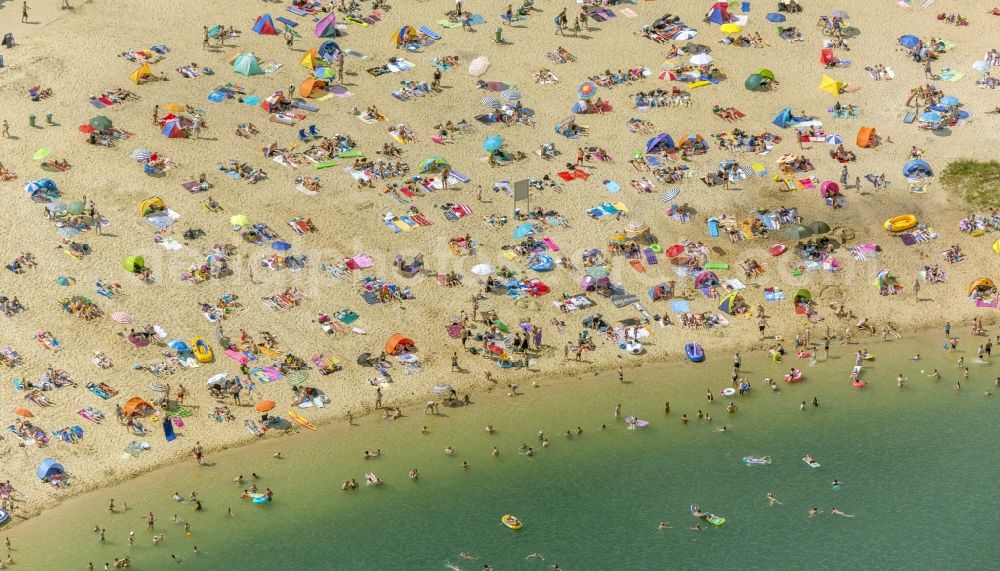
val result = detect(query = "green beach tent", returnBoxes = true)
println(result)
[232,53,263,76]
[744,73,766,91]
[123,256,145,273]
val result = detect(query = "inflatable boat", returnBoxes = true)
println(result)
[685,342,705,363]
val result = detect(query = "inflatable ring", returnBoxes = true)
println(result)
[721,388,736,397]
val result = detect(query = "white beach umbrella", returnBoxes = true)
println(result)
[468,56,490,77]
[972,60,990,72]
[471,263,494,275]
[111,311,133,324]
[674,29,698,41]
[690,53,713,66]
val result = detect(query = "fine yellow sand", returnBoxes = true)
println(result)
[0,0,998,520]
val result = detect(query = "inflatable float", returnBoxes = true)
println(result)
[803,457,822,469]
[741,456,771,466]
[251,494,270,505]
[501,514,523,530]
[783,370,804,383]
[690,505,726,526]
[883,214,917,233]
[527,254,554,272]
[619,341,644,355]
[192,337,213,363]
[624,415,650,429]
[852,380,867,388]
[721,387,736,397]
[685,342,705,363]
[769,242,787,256]
[288,410,316,431]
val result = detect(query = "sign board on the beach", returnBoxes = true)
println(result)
[513,179,529,201]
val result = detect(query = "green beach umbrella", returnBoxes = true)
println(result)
[89,116,113,131]
[585,265,609,278]
[286,369,309,387]
[33,148,52,161]
[492,319,509,333]
[207,25,223,38]
[66,200,86,215]
[54,276,76,286]
[284,25,302,38]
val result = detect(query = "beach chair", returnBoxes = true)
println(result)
[298,129,310,143]
[308,124,320,138]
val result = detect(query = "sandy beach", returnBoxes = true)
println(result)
[1,0,999,524]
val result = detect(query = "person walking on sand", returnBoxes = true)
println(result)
[203,26,210,50]
[617,367,624,383]
[21,2,28,24]
[336,53,345,85]
[1,120,9,139]
[375,387,383,409]
[192,442,203,465]
[614,403,621,419]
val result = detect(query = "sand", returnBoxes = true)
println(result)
[0,0,997,521]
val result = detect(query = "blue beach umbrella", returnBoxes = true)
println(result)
[169,340,191,352]
[431,383,454,395]
[940,95,959,107]
[577,81,597,99]
[824,135,843,145]
[898,35,919,48]
[271,241,292,251]
[483,134,503,151]
[765,13,786,23]
[919,111,942,122]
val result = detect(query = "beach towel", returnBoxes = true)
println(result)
[603,179,620,193]
[419,26,442,40]
[670,300,691,313]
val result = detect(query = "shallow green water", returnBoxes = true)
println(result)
[9,334,1000,570]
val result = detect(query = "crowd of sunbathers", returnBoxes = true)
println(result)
[0,295,25,318]
[713,129,781,154]
[634,89,691,108]
[589,67,647,88]
[6,252,36,274]
[219,159,267,183]
[719,31,769,48]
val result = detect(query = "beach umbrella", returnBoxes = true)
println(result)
[585,265,609,278]
[512,223,535,238]
[783,224,813,240]
[89,116,113,131]
[919,111,942,122]
[674,29,698,41]
[658,70,677,81]
[830,10,849,19]
[230,214,251,227]
[808,220,832,235]
[898,35,919,48]
[46,202,67,213]
[168,340,190,352]
[207,25,222,39]
[824,135,843,145]
[286,370,309,386]
[765,12,786,22]
[430,383,453,395]
[577,81,597,99]
[66,200,86,215]
[719,23,742,34]
[131,149,152,162]
[419,156,449,172]
[255,400,277,412]
[111,311,134,324]
[471,263,494,275]
[32,148,52,161]
[206,373,228,386]
[14,408,33,418]
[972,60,990,72]
[271,241,292,251]
[468,56,490,77]
[314,67,335,79]
[481,95,501,109]
[54,276,76,286]
[483,134,504,151]
[492,319,510,333]
[78,124,95,134]
[690,53,713,66]
[500,88,521,101]
[940,95,959,107]
[356,352,372,366]
[163,103,185,113]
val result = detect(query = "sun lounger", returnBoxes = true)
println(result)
[286,6,308,16]
[644,248,658,265]
[276,16,298,27]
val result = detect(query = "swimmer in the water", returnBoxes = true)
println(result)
[809,507,823,517]
[491,447,499,456]
[444,446,455,455]
[897,374,905,388]
[831,507,855,518]
[458,551,477,560]
[716,425,728,432]
[657,521,672,530]
[929,369,941,380]
[832,479,841,488]
[767,492,781,506]
[681,414,689,424]
[526,552,545,560]
[690,524,703,532]
[911,354,920,360]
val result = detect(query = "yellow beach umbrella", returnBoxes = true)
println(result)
[163,103,185,113]
[719,23,742,34]
[230,214,251,227]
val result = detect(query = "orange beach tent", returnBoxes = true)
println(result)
[856,127,877,148]
[385,333,415,355]
[123,397,155,417]
[298,78,328,98]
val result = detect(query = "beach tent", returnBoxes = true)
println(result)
[646,133,675,153]
[718,291,741,315]
[705,1,733,24]
[123,256,145,273]
[694,271,720,289]
[818,75,844,96]
[252,14,278,35]
[300,49,320,69]
[793,289,811,304]
[820,181,840,198]
[820,48,837,66]
[648,283,672,301]
[678,133,708,150]
[232,53,263,76]
[419,156,449,173]
[994,239,1000,255]
[968,278,995,296]
[138,197,165,216]
[393,25,418,47]
[298,78,328,98]
[744,74,766,92]
[316,13,338,38]
[130,64,151,84]
[318,40,341,62]
[385,333,415,355]
[902,159,932,177]
[856,127,877,148]
[756,69,776,81]
[772,107,802,128]
[123,397,155,417]
[161,120,184,138]
[37,458,64,480]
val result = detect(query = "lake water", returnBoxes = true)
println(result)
[8,332,999,570]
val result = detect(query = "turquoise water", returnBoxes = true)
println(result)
[9,334,1000,570]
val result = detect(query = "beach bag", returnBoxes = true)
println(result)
[2,33,14,48]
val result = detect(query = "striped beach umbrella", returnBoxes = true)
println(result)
[131,149,152,162]
[286,369,309,386]
[54,276,76,286]
[577,81,597,99]
[481,95,501,109]
[824,135,843,145]
[430,383,453,395]
[111,311,133,324]
[500,88,521,101]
